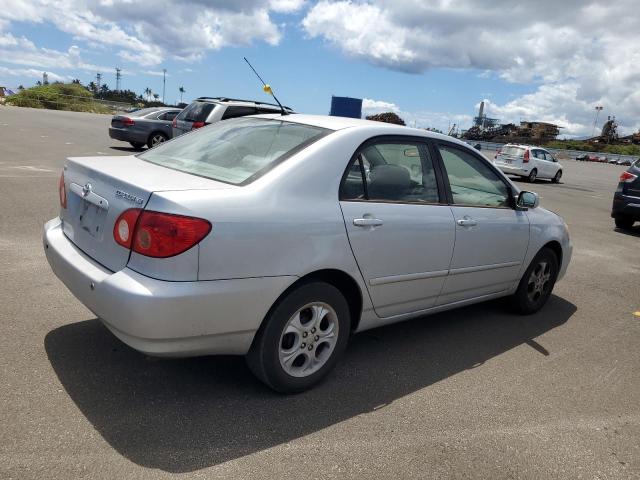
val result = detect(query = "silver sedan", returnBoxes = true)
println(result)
[44,114,572,392]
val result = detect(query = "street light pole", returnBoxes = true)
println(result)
[592,106,603,137]
[162,69,166,105]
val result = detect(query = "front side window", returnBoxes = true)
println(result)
[139,118,329,185]
[438,144,510,208]
[341,141,439,203]
[221,106,257,120]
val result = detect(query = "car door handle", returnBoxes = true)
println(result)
[456,217,477,227]
[353,218,384,227]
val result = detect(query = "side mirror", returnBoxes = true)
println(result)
[517,191,539,210]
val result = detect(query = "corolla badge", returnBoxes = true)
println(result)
[115,189,145,205]
[82,182,92,197]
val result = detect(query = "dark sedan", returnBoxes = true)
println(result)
[109,107,181,149]
[611,159,640,230]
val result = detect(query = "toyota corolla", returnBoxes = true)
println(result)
[44,115,572,392]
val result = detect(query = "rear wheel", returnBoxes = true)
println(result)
[246,282,351,393]
[552,170,562,183]
[147,132,167,148]
[527,169,538,183]
[615,216,635,230]
[129,141,145,150]
[511,248,559,314]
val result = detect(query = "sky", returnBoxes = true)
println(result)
[1,0,639,137]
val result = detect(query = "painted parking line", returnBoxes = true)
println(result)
[9,166,54,173]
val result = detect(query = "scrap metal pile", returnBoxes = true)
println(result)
[463,121,560,144]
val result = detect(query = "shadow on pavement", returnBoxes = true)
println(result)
[109,146,145,152]
[45,295,576,473]
[614,225,640,237]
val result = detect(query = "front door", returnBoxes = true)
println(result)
[340,138,455,318]
[435,142,530,305]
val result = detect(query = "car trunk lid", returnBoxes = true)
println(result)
[60,155,233,272]
[496,146,525,166]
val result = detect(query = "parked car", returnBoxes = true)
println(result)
[611,159,640,230]
[44,115,572,392]
[616,158,634,166]
[494,144,563,182]
[109,107,181,149]
[172,97,294,137]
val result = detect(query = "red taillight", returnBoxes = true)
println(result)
[620,171,638,183]
[172,117,177,128]
[122,117,135,126]
[523,149,530,163]
[58,172,67,209]
[113,208,142,248]
[114,209,211,258]
[191,121,205,129]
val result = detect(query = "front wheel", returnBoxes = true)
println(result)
[246,282,351,393]
[511,248,559,315]
[552,170,562,183]
[527,169,538,183]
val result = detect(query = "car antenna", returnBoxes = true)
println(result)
[243,57,288,116]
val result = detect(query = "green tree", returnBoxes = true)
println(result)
[144,87,152,102]
[179,86,185,103]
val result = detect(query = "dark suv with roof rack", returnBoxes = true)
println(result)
[172,97,294,137]
[611,158,640,230]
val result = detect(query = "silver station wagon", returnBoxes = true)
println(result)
[44,115,572,392]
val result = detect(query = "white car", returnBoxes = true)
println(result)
[494,144,563,183]
[43,115,572,392]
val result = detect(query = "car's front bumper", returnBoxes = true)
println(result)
[43,217,295,357]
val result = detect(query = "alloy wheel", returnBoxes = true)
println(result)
[151,134,166,146]
[278,302,339,378]
[526,260,551,303]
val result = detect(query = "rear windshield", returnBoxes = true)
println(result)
[139,117,330,185]
[501,146,525,157]
[177,101,215,122]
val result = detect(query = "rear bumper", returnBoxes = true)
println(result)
[612,192,640,219]
[43,217,295,357]
[108,127,145,144]
[494,163,529,176]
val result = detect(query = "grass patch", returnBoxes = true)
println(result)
[6,83,113,114]
[545,139,640,156]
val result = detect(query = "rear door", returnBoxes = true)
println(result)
[435,142,529,305]
[340,137,455,318]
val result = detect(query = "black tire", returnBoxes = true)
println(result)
[129,141,145,150]
[527,169,538,183]
[552,170,562,183]
[615,216,635,230]
[246,282,351,393]
[147,132,167,148]
[511,247,559,315]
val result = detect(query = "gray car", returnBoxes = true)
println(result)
[109,107,181,149]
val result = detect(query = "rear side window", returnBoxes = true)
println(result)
[438,144,510,208]
[177,102,215,122]
[139,118,329,185]
[341,141,439,203]
[158,111,179,121]
[221,106,257,120]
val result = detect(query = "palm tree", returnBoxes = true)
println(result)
[87,81,97,95]
[153,93,160,102]
[144,87,152,102]
[72,78,81,85]
[179,86,185,103]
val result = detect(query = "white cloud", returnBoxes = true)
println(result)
[0,66,69,83]
[303,0,640,136]
[362,97,400,114]
[0,0,291,68]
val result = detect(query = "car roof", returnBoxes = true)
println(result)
[504,143,548,150]
[193,97,293,111]
[250,113,465,142]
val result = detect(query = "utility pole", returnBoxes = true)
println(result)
[96,73,101,98]
[42,72,48,85]
[162,68,166,105]
[592,106,603,137]
[115,67,122,92]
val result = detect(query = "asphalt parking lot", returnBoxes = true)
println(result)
[1,106,639,479]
